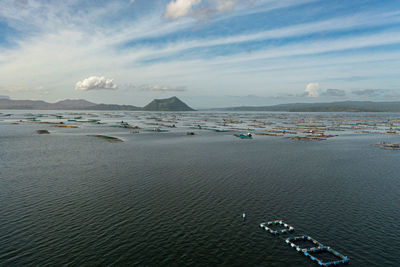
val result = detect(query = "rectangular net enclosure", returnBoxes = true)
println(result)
[259,220,295,235]
[286,235,324,252]
[260,222,350,266]
[305,247,350,266]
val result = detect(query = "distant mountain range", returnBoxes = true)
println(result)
[1,97,400,112]
[0,96,194,111]
[214,101,400,112]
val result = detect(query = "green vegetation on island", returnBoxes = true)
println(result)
[143,96,195,111]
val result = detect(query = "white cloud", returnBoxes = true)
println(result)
[214,0,238,13]
[164,0,202,19]
[75,76,118,91]
[163,0,242,20]
[305,83,320,97]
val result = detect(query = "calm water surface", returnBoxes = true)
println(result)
[0,111,399,266]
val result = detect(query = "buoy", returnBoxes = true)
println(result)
[242,213,246,220]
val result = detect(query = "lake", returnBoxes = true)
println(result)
[0,111,399,266]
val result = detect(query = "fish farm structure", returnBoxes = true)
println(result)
[260,221,350,266]
[260,220,294,235]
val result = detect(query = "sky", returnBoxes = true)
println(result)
[0,0,400,108]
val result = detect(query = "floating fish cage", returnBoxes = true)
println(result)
[286,235,349,266]
[286,235,324,252]
[259,221,350,266]
[259,220,294,235]
[303,247,349,266]
[87,135,123,143]
[145,129,169,132]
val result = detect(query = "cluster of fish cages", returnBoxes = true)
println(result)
[286,235,324,252]
[259,220,294,235]
[260,221,350,266]
[287,235,350,266]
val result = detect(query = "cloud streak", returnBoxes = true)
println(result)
[322,89,346,97]
[139,85,187,92]
[351,89,382,96]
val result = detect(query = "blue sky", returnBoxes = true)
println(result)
[0,0,400,108]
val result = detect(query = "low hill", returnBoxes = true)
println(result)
[0,99,55,109]
[0,98,140,110]
[55,99,97,109]
[143,96,195,111]
[87,103,141,111]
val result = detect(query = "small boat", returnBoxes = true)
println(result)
[234,133,252,139]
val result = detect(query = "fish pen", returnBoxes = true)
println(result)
[286,235,324,252]
[259,222,350,266]
[145,128,169,132]
[286,235,349,266]
[259,220,294,235]
[304,247,349,266]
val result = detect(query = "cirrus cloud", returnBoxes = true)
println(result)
[75,76,118,91]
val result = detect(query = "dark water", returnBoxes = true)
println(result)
[0,111,399,266]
